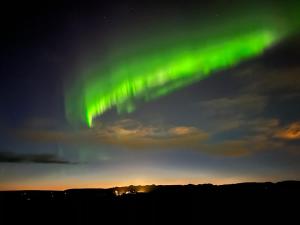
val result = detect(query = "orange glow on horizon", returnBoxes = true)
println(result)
[0,176,283,191]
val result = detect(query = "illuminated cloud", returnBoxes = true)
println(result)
[14,116,300,158]
[10,119,260,157]
[89,119,210,149]
[14,119,213,153]
[169,126,199,136]
[274,122,300,140]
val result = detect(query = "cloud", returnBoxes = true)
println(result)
[191,76,298,154]
[0,152,73,164]
[243,118,279,133]
[199,94,267,120]
[15,119,211,151]
[93,120,252,157]
[202,140,250,157]
[274,122,300,140]
[193,94,269,134]
[89,119,210,149]
[169,126,199,136]
[12,118,256,157]
[14,118,300,157]
[240,66,300,97]
[214,119,300,155]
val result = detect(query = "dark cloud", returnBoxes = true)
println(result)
[196,94,267,132]
[0,152,73,164]
[241,67,300,96]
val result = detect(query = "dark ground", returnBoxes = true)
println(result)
[0,181,299,224]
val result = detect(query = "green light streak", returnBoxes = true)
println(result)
[70,30,278,127]
[63,1,300,127]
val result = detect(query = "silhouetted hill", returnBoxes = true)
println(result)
[0,181,299,224]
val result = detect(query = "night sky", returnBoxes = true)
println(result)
[1,1,300,190]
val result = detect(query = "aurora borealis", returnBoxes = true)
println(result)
[1,1,300,190]
[64,1,300,127]
[66,29,279,127]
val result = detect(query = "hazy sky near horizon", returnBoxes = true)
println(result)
[1,1,300,190]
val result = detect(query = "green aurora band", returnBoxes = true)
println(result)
[65,5,300,127]
[67,31,280,127]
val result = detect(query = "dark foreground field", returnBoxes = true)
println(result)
[1,181,299,224]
